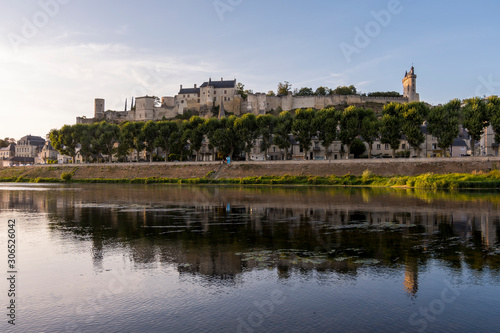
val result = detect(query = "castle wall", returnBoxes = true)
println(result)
[161,97,175,108]
[76,117,94,125]
[153,107,177,120]
[243,93,409,114]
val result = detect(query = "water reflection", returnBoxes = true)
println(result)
[1,184,500,300]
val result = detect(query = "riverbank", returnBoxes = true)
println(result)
[1,157,500,189]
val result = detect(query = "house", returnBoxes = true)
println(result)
[480,124,498,156]
[451,138,468,157]
[36,141,58,164]
[0,144,16,160]
[15,135,45,158]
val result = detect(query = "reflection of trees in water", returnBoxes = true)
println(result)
[2,185,500,292]
[45,202,500,280]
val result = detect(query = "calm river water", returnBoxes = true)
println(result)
[1,183,500,333]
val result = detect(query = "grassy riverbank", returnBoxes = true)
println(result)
[3,170,500,190]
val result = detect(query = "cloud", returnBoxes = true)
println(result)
[0,42,220,138]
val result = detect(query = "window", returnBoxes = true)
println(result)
[401,144,406,149]
[432,144,437,150]
[385,144,389,150]
[197,99,200,103]
[224,90,227,94]
[376,144,381,150]
[224,97,227,101]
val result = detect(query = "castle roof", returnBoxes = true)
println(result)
[179,87,200,94]
[200,79,236,89]
[17,135,45,147]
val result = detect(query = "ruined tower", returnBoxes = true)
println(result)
[94,98,105,119]
[402,66,420,102]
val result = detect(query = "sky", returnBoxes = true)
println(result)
[2,0,500,140]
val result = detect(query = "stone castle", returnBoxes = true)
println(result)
[77,67,419,124]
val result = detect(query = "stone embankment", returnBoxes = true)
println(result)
[0,157,499,181]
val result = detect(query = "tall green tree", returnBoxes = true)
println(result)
[120,122,145,162]
[360,110,379,158]
[186,116,206,161]
[94,122,120,163]
[50,125,78,163]
[256,114,277,160]
[274,111,293,160]
[207,116,241,159]
[277,81,292,95]
[235,113,258,161]
[72,124,94,163]
[462,97,489,156]
[339,106,362,159]
[315,86,330,96]
[169,121,188,160]
[292,108,317,160]
[427,99,461,156]
[350,138,366,158]
[332,85,357,95]
[401,102,429,157]
[487,96,500,145]
[314,107,339,159]
[155,121,179,162]
[294,87,314,96]
[380,102,403,158]
[142,121,159,162]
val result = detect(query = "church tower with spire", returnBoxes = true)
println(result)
[402,66,420,102]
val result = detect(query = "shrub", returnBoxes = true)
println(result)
[362,169,373,183]
[60,172,72,182]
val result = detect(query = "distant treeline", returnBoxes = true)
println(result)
[50,97,500,163]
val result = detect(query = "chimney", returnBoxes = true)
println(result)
[209,78,212,85]
[194,84,197,89]
[180,84,183,90]
[221,77,223,81]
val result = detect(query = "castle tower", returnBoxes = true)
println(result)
[402,66,420,102]
[94,98,105,119]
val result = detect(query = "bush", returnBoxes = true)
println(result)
[362,169,373,182]
[60,172,72,182]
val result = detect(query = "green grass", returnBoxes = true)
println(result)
[1,170,500,189]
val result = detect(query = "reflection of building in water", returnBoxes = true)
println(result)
[481,215,498,248]
[403,257,419,298]
[4,185,500,283]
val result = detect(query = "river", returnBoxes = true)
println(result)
[1,184,499,332]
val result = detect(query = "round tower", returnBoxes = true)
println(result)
[402,67,420,102]
[94,98,105,119]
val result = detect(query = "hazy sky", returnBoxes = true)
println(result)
[2,0,500,139]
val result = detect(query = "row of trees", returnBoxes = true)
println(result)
[49,96,500,163]
[238,82,402,99]
[0,137,16,147]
